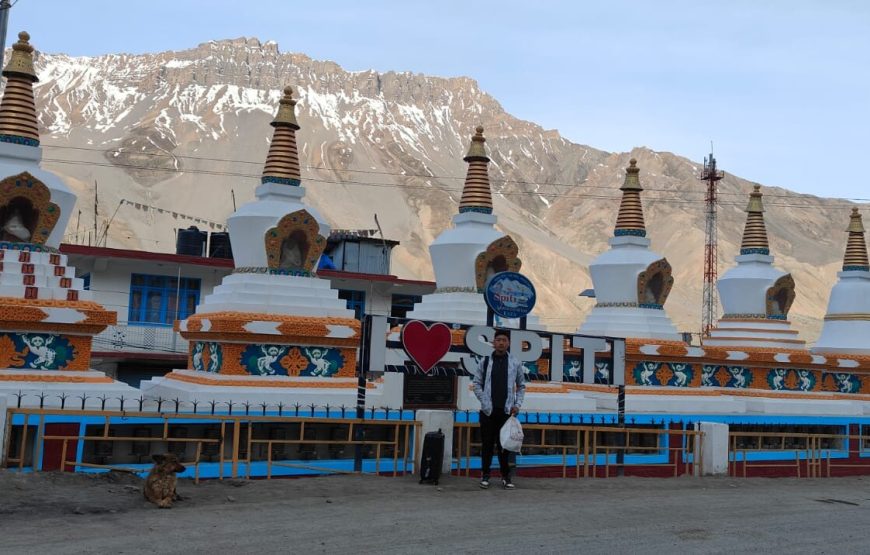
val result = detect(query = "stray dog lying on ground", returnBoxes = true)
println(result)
[144,453,186,508]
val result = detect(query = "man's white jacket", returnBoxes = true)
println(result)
[472,354,526,416]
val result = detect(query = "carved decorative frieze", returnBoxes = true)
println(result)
[0,172,60,245]
[264,209,325,273]
[474,235,522,290]
[765,274,795,319]
[636,258,674,307]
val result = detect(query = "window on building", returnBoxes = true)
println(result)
[128,273,201,326]
[391,294,422,318]
[338,289,366,320]
[80,273,91,291]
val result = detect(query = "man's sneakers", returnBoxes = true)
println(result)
[479,476,515,489]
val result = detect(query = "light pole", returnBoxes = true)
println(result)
[0,0,11,71]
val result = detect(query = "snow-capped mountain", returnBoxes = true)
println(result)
[25,37,852,338]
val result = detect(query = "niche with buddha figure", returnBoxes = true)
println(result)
[474,235,522,291]
[636,258,674,308]
[264,209,326,274]
[0,172,60,245]
[765,274,795,319]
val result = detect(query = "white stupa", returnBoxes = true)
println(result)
[0,32,136,404]
[578,158,681,340]
[406,126,532,326]
[192,87,352,319]
[704,186,805,349]
[812,208,870,354]
[141,87,362,404]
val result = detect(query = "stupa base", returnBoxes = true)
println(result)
[705,318,805,349]
[579,306,681,341]
[0,369,141,408]
[140,369,401,409]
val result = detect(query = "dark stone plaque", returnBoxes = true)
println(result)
[403,374,456,409]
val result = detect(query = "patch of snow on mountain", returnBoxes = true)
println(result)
[165,60,194,69]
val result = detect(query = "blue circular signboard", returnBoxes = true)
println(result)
[484,271,537,319]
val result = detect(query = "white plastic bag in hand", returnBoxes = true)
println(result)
[499,416,524,453]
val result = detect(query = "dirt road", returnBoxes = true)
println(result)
[1,470,867,554]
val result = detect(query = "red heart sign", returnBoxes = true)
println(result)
[401,320,452,373]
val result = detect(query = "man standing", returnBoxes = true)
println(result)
[472,330,526,489]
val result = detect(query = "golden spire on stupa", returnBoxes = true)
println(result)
[262,86,302,185]
[613,158,646,237]
[0,31,40,146]
[740,185,770,255]
[843,208,869,271]
[458,126,493,214]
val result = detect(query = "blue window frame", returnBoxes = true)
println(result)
[338,289,366,320]
[128,273,201,326]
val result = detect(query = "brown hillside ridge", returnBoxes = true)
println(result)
[23,37,847,340]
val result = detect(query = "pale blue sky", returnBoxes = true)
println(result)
[10,0,870,199]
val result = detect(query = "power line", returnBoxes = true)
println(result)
[40,143,870,202]
[40,155,866,212]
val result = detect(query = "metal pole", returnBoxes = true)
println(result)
[616,384,625,476]
[93,181,99,246]
[617,385,625,425]
[0,0,12,72]
[354,314,372,472]
[172,265,181,351]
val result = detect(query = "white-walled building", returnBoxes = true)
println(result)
[61,240,433,385]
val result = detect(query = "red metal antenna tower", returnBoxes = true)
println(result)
[700,148,724,339]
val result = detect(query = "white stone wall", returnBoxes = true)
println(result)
[813,270,870,354]
[717,253,786,316]
[428,212,503,289]
[226,183,330,269]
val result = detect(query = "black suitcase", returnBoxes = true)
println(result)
[419,429,444,485]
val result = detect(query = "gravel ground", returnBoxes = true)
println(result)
[1,470,868,554]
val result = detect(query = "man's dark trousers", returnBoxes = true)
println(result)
[480,408,511,478]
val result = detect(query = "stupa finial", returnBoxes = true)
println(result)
[614,158,646,237]
[458,125,493,214]
[843,208,869,271]
[0,31,40,146]
[262,86,302,185]
[739,185,770,255]
[271,86,300,130]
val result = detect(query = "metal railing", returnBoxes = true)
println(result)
[728,431,870,478]
[5,390,412,418]
[19,408,870,481]
[92,324,188,355]
[249,418,417,479]
[4,408,420,481]
[453,422,702,478]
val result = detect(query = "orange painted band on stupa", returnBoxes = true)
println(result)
[0,373,113,383]
[179,312,360,346]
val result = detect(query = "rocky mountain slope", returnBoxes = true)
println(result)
[25,37,853,339]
